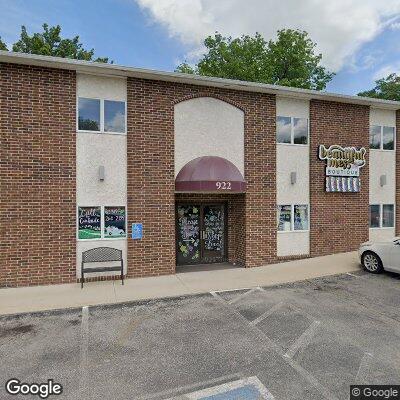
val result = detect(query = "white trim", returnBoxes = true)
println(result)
[2,50,400,110]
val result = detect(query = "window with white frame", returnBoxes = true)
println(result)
[369,204,394,228]
[369,125,395,150]
[78,206,127,239]
[78,97,126,134]
[277,116,308,145]
[277,204,309,231]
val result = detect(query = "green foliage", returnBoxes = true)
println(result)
[0,37,7,51]
[358,73,400,101]
[11,23,110,63]
[176,29,334,90]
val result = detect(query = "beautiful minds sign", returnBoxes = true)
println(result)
[318,144,366,192]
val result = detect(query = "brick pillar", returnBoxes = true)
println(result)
[126,78,176,277]
[309,100,369,256]
[0,63,76,287]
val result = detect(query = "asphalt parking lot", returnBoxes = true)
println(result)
[1,270,400,400]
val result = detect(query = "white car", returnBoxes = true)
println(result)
[359,237,400,274]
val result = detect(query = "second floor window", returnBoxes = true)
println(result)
[78,97,126,134]
[277,116,308,145]
[369,125,395,150]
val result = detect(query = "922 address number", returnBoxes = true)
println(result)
[216,181,232,190]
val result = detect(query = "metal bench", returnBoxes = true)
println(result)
[81,247,124,288]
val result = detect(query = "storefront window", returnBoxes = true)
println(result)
[104,207,126,238]
[78,207,102,239]
[277,205,292,231]
[294,205,308,230]
[383,126,395,150]
[277,116,291,144]
[369,204,380,228]
[78,98,100,131]
[104,100,126,133]
[382,204,394,228]
[293,118,308,145]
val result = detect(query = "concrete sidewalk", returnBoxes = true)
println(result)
[0,251,361,316]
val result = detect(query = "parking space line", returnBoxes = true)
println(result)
[284,321,321,359]
[250,302,285,326]
[210,291,339,400]
[79,306,89,393]
[136,373,243,400]
[228,287,263,305]
[355,352,373,384]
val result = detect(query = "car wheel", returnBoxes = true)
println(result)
[362,251,383,274]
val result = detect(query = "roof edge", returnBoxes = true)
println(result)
[1,50,399,110]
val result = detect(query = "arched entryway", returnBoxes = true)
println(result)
[175,156,246,266]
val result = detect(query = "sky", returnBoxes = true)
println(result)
[1,0,400,95]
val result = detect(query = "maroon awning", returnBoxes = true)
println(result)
[175,156,246,193]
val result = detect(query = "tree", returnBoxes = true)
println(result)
[11,23,110,62]
[0,37,7,51]
[358,73,400,101]
[176,29,334,90]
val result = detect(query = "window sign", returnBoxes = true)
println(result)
[319,144,366,192]
[78,207,101,239]
[78,98,100,131]
[277,205,291,231]
[294,205,308,230]
[104,100,126,133]
[104,207,126,238]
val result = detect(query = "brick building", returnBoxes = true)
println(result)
[1,51,399,287]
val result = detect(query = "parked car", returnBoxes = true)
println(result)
[359,237,400,274]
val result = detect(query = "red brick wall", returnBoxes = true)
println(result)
[126,79,276,277]
[0,63,76,287]
[309,100,369,256]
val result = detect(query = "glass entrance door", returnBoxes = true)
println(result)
[176,203,226,265]
[176,205,201,265]
[202,204,225,263]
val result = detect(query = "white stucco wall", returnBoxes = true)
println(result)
[370,108,396,127]
[369,151,395,204]
[76,74,127,277]
[369,108,396,241]
[276,97,310,256]
[277,145,309,205]
[276,96,309,118]
[369,228,395,242]
[174,97,244,177]
[277,231,310,256]
[77,133,127,205]
[77,73,127,100]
